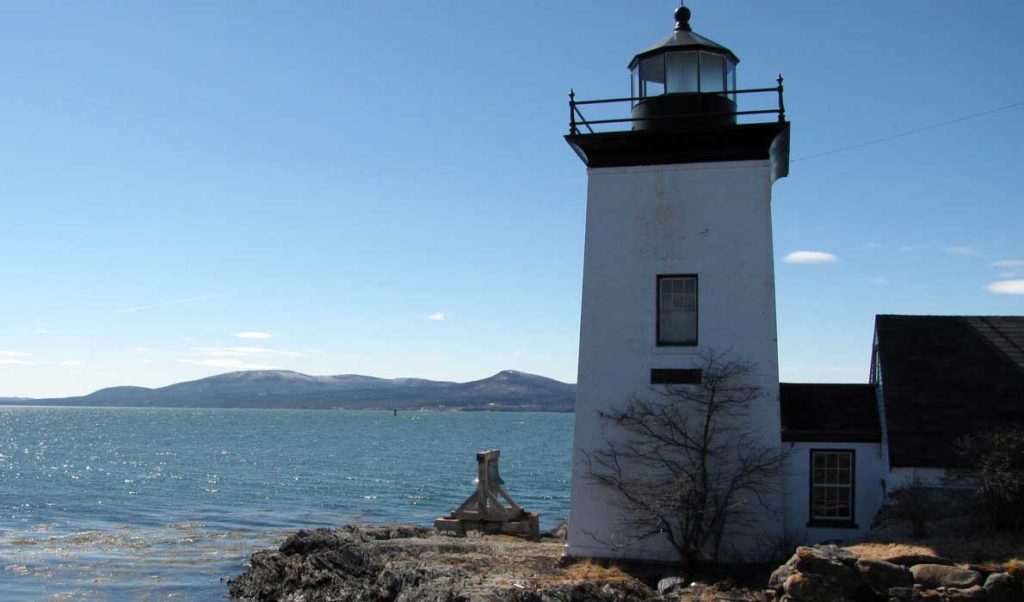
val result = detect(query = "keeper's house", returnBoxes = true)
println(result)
[781,315,1024,543]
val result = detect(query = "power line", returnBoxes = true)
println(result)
[791,99,1024,163]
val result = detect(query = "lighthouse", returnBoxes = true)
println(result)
[565,5,790,561]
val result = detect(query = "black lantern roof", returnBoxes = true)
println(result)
[628,5,739,69]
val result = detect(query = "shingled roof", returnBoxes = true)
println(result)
[780,383,880,442]
[874,315,1024,468]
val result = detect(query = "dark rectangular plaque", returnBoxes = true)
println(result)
[650,369,703,385]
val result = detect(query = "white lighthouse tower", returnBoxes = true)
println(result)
[565,5,790,561]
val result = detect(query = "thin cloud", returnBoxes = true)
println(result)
[783,251,838,265]
[234,332,273,340]
[190,346,300,357]
[987,280,1024,295]
[994,259,1024,269]
[0,350,32,357]
[944,245,981,257]
[426,312,447,321]
[60,360,85,367]
[115,292,231,314]
[176,358,277,369]
[0,358,31,365]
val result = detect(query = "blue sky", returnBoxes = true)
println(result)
[2,1,1023,398]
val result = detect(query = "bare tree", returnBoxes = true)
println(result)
[583,351,784,570]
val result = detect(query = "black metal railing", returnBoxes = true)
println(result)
[569,75,785,135]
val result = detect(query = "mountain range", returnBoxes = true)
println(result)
[3,370,576,412]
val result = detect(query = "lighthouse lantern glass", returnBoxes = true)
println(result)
[727,61,737,101]
[699,51,727,93]
[665,52,699,94]
[639,56,665,97]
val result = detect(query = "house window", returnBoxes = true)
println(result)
[658,275,698,346]
[810,450,855,525]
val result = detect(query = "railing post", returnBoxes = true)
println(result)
[569,89,577,135]
[777,74,786,122]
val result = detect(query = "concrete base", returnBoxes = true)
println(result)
[434,512,541,540]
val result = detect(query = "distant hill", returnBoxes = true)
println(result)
[5,370,575,412]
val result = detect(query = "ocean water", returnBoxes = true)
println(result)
[0,407,573,600]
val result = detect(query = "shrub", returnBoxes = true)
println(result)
[888,478,934,538]
[952,426,1024,532]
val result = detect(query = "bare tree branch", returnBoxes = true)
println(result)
[584,350,785,570]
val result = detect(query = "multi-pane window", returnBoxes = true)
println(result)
[810,450,854,521]
[658,276,698,345]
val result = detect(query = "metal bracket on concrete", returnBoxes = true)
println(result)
[435,449,540,539]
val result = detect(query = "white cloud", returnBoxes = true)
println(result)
[0,358,31,365]
[426,312,447,321]
[0,350,32,357]
[783,251,838,265]
[115,292,231,314]
[177,358,244,368]
[945,245,981,257]
[234,332,273,340]
[987,280,1024,295]
[994,259,1024,269]
[60,360,85,367]
[189,346,299,357]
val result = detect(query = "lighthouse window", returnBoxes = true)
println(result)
[727,61,737,102]
[639,55,665,97]
[657,275,698,346]
[665,52,698,93]
[699,52,726,93]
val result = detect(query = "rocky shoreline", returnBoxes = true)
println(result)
[769,545,1023,602]
[226,524,659,601]
[227,525,1024,602]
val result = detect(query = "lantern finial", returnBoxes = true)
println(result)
[675,2,692,32]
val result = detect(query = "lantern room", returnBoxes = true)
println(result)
[629,5,739,130]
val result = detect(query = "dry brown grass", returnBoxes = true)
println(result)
[845,542,940,560]
[553,558,635,584]
[1003,558,1024,578]
[857,509,1024,565]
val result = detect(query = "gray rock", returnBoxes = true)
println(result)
[657,575,686,595]
[793,546,861,589]
[887,554,955,567]
[887,586,915,601]
[547,520,568,541]
[783,573,850,602]
[941,584,987,601]
[910,564,983,589]
[985,572,1021,602]
[770,561,798,590]
[857,558,913,595]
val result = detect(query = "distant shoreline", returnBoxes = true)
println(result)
[0,403,574,413]
[1,368,576,413]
